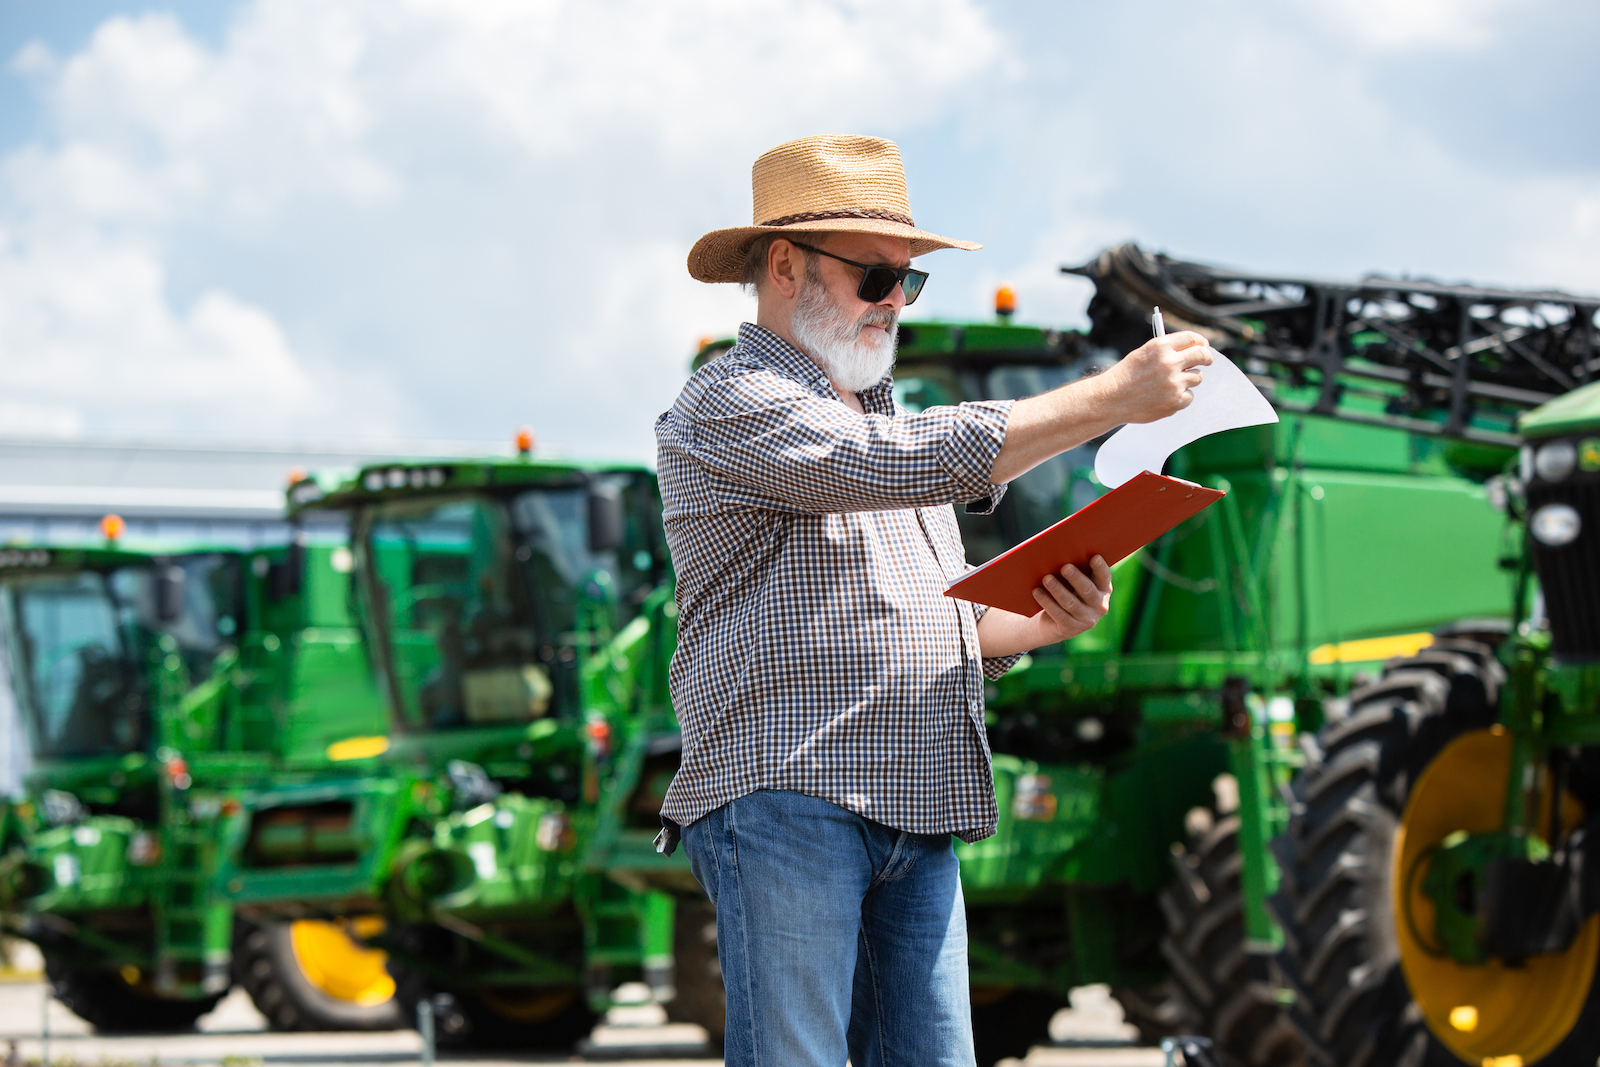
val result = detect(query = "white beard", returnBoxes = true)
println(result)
[791,270,898,392]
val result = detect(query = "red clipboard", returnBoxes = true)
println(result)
[944,471,1225,617]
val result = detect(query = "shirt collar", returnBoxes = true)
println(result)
[735,322,898,414]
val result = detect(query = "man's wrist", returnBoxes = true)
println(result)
[1074,366,1126,429]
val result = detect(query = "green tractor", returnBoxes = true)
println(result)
[1269,377,1600,1066]
[684,246,1595,1065]
[271,449,694,1049]
[0,534,399,1032]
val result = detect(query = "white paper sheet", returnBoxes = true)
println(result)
[1093,350,1279,489]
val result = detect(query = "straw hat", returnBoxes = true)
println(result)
[687,135,980,283]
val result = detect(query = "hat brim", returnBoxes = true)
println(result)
[687,218,981,283]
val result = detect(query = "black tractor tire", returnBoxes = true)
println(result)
[1110,980,1193,1047]
[664,901,725,1048]
[971,988,1064,1066]
[1271,639,1600,1066]
[1158,810,1305,1066]
[45,957,222,1033]
[235,920,401,1032]
[385,924,597,1051]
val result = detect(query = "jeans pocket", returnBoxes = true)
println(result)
[683,809,722,905]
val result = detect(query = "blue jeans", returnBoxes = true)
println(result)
[681,789,975,1067]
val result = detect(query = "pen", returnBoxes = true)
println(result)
[1152,306,1165,339]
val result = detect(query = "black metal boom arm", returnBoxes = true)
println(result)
[1066,244,1600,446]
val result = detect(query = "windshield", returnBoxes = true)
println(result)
[896,358,1112,563]
[359,479,661,732]
[0,555,241,759]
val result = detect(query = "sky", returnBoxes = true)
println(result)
[0,0,1595,459]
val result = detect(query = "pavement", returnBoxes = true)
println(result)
[0,975,1165,1067]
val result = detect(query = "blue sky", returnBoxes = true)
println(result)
[0,0,1595,459]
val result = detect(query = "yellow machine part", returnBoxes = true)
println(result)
[1394,727,1599,1065]
[289,916,396,1006]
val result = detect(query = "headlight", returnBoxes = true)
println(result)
[1535,440,1577,482]
[1484,475,1508,512]
[1530,503,1582,547]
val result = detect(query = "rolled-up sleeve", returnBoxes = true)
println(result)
[688,368,1013,516]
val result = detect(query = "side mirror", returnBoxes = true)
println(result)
[587,483,625,554]
[156,565,186,623]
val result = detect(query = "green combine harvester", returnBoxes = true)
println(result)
[688,247,1595,1065]
[1269,375,1600,1066]
[0,532,400,1032]
[948,249,1596,1066]
[269,446,694,1049]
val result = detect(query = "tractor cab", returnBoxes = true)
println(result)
[2,546,240,776]
[285,453,684,1049]
[350,471,661,737]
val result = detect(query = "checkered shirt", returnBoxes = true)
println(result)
[655,323,1020,843]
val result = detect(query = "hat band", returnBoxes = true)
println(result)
[759,207,915,228]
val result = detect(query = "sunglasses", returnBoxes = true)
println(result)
[791,242,929,306]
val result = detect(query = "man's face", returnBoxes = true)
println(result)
[787,232,913,392]
[803,231,913,326]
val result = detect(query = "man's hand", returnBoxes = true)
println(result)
[1099,332,1214,425]
[1031,556,1113,643]
[975,556,1114,658]
[989,331,1215,485]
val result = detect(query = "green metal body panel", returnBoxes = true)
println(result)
[1519,379,1600,440]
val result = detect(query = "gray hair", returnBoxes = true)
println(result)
[741,233,823,296]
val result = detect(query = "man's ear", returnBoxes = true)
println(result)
[767,238,802,300]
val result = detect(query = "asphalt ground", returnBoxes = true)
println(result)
[0,975,1165,1067]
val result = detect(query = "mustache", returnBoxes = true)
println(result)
[857,306,898,332]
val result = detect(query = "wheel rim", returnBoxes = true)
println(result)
[1393,727,1599,1064]
[288,917,396,1006]
[474,986,579,1023]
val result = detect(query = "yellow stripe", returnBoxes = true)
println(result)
[326,735,390,761]
[1307,632,1433,666]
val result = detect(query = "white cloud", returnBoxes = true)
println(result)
[1296,0,1519,52]
[0,0,1003,447]
[960,1,1600,323]
[400,0,999,158]
[0,0,1592,457]
[0,230,337,433]
[0,401,83,437]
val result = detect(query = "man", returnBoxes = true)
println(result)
[655,135,1212,1067]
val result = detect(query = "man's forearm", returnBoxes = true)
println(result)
[988,333,1214,485]
[975,605,1048,659]
[989,375,1122,485]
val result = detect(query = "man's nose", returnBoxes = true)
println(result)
[881,279,907,311]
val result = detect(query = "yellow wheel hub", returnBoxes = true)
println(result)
[1394,727,1599,1065]
[475,986,578,1023]
[289,916,396,1006]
